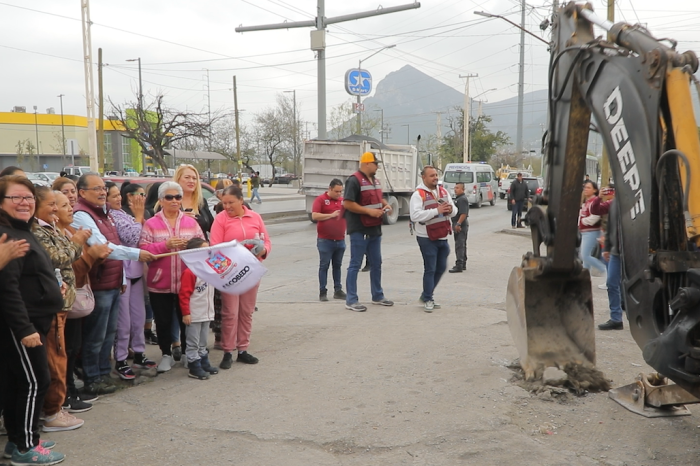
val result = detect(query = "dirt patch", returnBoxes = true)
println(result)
[507,359,611,401]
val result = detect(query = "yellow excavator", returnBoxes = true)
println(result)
[508,1,700,416]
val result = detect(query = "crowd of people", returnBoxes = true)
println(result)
[0,164,270,465]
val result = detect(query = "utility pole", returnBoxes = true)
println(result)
[233,76,241,177]
[460,73,477,162]
[81,0,98,172]
[33,106,39,155]
[126,57,144,173]
[374,109,384,143]
[356,45,396,134]
[434,111,444,170]
[58,94,66,161]
[235,1,420,140]
[516,0,526,156]
[97,48,104,172]
[600,0,614,187]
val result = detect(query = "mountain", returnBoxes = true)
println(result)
[361,65,548,151]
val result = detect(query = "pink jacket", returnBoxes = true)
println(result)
[210,207,271,259]
[139,211,204,293]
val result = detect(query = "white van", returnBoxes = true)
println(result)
[442,163,498,207]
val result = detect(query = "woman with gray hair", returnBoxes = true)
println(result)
[139,181,204,372]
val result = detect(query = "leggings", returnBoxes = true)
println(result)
[149,292,185,357]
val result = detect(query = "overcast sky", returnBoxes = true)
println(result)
[2,0,700,137]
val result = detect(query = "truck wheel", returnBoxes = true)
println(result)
[490,195,496,206]
[473,194,483,209]
[308,213,317,224]
[383,196,399,225]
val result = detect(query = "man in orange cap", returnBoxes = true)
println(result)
[342,152,394,312]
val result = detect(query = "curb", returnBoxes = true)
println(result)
[260,210,308,224]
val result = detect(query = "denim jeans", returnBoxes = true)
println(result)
[511,200,524,226]
[82,288,121,384]
[580,230,607,275]
[346,232,384,304]
[317,238,346,293]
[606,254,623,322]
[251,188,262,203]
[417,236,451,302]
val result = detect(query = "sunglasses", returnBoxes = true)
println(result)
[163,194,183,201]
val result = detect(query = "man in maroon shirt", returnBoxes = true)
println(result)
[312,179,347,301]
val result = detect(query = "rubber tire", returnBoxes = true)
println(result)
[473,194,483,209]
[490,195,496,206]
[383,196,400,225]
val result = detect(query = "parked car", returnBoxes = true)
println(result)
[273,174,298,185]
[498,171,531,199]
[62,166,92,177]
[26,173,50,187]
[506,177,543,211]
[30,172,60,184]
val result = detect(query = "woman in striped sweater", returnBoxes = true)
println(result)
[139,182,204,373]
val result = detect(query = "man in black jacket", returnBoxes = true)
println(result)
[509,173,530,229]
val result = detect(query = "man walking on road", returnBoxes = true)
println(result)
[599,197,624,330]
[509,173,530,229]
[449,182,469,273]
[250,171,262,204]
[343,152,394,312]
[312,179,347,302]
[410,166,457,312]
[72,173,155,397]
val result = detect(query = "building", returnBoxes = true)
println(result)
[0,107,136,173]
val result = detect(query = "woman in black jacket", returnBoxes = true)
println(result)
[0,176,66,464]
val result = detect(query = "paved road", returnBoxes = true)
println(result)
[41,200,682,466]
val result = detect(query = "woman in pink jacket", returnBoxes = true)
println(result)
[139,181,204,373]
[210,186,271,369]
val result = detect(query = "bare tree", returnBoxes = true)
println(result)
[110,93,212,172]
[252,104,288,187]
[328,99,381,140]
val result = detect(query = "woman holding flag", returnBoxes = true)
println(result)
[210,186,271,369]
[139,181,204,374]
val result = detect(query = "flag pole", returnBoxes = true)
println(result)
[150,240,239,259]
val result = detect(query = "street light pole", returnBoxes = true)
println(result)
[58,94,66,160]
[126,57,145,174]
[356,45,396,134]
[284,90,298,176]
[402,124,410,144]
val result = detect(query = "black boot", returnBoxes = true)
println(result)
[333,289,347,300]
[448,265,463,273]
[319,290,328,302]
[188,360,210,380]
[200,353,219,374]
[220,352,234,370]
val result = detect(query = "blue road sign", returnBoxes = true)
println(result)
[345,69,372,96]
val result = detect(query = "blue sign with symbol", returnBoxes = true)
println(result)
[345,68,372,96]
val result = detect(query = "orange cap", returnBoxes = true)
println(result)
[360,152,380,164]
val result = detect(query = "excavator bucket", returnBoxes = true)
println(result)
[506,266,596,381]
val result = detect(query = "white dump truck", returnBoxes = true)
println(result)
[302,138,421,224]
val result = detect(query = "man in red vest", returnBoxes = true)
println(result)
[72,173,155,398]
[409,166,457,312]
[342,152,394,312]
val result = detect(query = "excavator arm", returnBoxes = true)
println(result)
[508,1,700,400]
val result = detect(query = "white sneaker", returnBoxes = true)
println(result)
[42,409,84,432]
[424,300,435,313]
[598,284,608,290]
[157,354,173,373]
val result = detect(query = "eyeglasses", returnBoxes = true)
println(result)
[163,194,183,201]
[3,195,36,204]
[82,186,107,193]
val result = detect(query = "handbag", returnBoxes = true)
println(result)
[68,282,95,319]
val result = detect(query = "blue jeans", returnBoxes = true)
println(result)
[251,188,262,203]
[346,233,384,304]
[82,288,121,384]
[511,200,524,226]
[417,236,451,301]
[580,230,607,275]
[606,254,623,322]
[317,238,346,293]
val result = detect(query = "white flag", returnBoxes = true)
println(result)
[179,240,267,295]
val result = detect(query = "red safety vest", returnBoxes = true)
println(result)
[417,186,452,241]
[353,171,383,227]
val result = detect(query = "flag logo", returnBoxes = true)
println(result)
[206,252,233,276]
